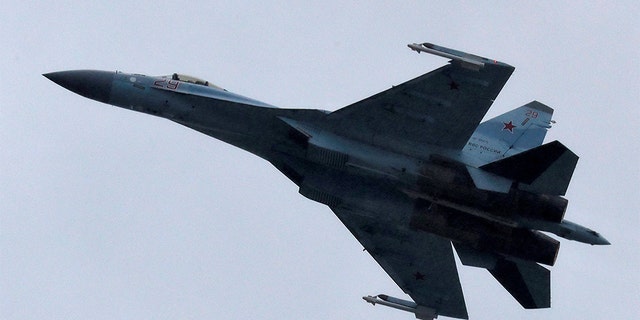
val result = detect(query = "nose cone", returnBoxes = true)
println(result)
[593,234,611,246]
[44,70,114,103]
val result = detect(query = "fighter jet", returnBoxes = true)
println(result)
[44,42,608,320]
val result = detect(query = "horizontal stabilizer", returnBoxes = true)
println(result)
[454,243,499,269]
[454,244,551,309]
[480,140,578,195]
[467,166,513,193]
[489,259,551,309]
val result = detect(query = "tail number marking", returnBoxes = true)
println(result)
[153,79,180,90]
[525,110,539,118]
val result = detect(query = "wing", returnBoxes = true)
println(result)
[331,207,468,319]
[325,60,514,150]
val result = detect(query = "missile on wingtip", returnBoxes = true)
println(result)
[408,42,507,70]
[363,295,437,320]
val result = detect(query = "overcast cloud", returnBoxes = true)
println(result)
[2,2,638,319]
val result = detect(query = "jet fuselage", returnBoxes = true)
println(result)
[46,41,613,320]
[45,42,611,318]
[44,70,606,268]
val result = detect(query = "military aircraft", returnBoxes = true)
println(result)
[44,42,608,320]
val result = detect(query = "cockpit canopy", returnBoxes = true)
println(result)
[167,73,226,91]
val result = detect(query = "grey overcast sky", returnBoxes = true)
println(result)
[2,2,638,319]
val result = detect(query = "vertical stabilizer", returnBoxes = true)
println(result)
[465,101,554,164]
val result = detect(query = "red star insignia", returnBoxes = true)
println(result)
[502,121,516,133]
